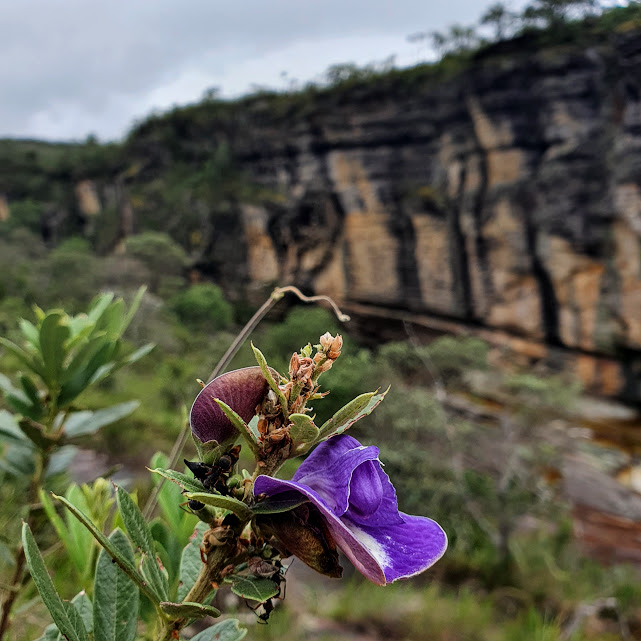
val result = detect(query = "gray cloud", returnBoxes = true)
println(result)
[1,0,528,141]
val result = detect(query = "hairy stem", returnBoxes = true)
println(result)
[155,541,237,641]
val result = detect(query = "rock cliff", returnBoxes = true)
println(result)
[129,30,641,405]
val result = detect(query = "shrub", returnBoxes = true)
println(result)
[169,282,233,332]
[125,231,188,291]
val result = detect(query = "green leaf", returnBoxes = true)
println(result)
[289,413,319,453]
[227,576,279,602]
[183,492,252,521]
[212,398,259,455]
[149,454,190,535]
[0,337,47,380]
[93,529,139,641]
[35,623,61,641]
[19,318,40,350]
[0,373,26,400]
[160,601,220,619]
[151,464,196,540]
[19,374,41,406]
[47,446,78,478]
[191,619,247,641]
[0,373,42,421]
[122,342,154,365]
[87,293,115,325]
[121,286,147,334]
[22,523,86,641]
[66,314,94,343]
[96,299,125,339]
[39,312,71,387]
[250,343,289,417]
[317,388,388,441]
[60,334,108,384]
[39,490,80,574]
[251,495,308,515]
[0,409,31,446]
[178,522,208,602]
[0,444,34,477]
[63,602,89,641]
[71,592,93,635]
[149,468,204,495]
[116,486,169,601]
[64,486,95,577]
[53,493,161,604]
[63,401,139,439]
[193,436,225,466]
[58,341,118,406]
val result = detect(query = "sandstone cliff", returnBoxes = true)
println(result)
[124,30,641,406]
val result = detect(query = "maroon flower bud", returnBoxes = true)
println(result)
[190,367,272,444]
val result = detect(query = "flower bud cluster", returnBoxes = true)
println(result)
[314,332,343,374]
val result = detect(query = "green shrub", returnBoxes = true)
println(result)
[47,238,100,308]
[169,282,232,331]
[125,231,188,291]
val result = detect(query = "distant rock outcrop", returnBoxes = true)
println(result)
[146,31,640,406]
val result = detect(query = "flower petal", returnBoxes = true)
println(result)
[345,462,402,527]
[340,513,448,583]
[294,434,402,526]
[254,435,447,585]
[347,460,383,518]
[253,474,386,584]
[293,436,380,516]
[190,367,270,444]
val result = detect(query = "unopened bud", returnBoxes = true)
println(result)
[328,335,343,360]
[319,332,334,350]
[289,352,300,377]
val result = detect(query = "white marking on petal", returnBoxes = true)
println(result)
[344,522,391,569]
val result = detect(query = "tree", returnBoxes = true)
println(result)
[522,0,598,28]
[448,24,481,52]
[480,2,518,40]
[430,31,449,58]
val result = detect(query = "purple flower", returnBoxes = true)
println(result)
[253,434,447,585]
[190,367,271,444]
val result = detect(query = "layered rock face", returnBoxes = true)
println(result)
[188,34,641,405]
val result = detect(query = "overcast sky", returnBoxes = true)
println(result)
[2,0,534,142]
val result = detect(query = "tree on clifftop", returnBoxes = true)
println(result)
[480,3,518,40]
[522,0,599,28]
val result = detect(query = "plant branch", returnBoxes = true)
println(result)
[143,285,349,519]
[154,541,237,641]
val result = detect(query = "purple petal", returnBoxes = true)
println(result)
[254,474,446,585]
[344,513,448,583]
[293,441,381,516]
[347,460,383,517]
[294,435,402,526]
[190,367,270,444]
[293,434,364,479]
[345,462,401,527]
[253,474,386,584]
[254,434,447,585]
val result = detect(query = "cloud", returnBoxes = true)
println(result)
[0,0,527,140]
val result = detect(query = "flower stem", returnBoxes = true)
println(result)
[154,542,236,641]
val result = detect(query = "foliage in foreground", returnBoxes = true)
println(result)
[0,290,639,640]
